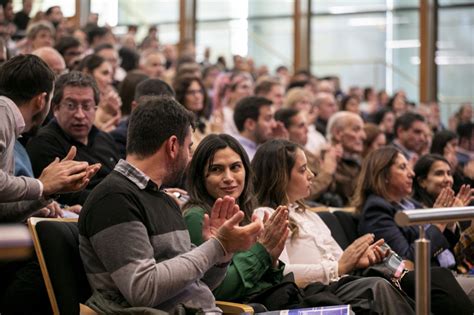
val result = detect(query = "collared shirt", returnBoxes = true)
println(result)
[254,205,342,287]
[234,134,258,160]
[1,96,25,137]
[391,140,416,160]
[114,159,160,192]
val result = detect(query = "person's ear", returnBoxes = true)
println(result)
[244,118,256,132]
[166,135,179,159]
[131,100,138,112]
[33,92,48,114]
[418,177,427,189]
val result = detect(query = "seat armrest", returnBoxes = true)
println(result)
[216,301,254,314]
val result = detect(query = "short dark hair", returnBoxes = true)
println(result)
[76,54,105,73]
[134,78,175,101]
[94,43,114,54]
[457,122,473,141]
[0,54,55,105]
[233,96,273,132]
[394,112,425,137]
[86,26,110,45]
[275,108,299,129]
[45,5,60,16]
[430,130,457,155]
[52,71,100,109]
[126,96,194,158]
[54,36,81,56]
[254,78,281,96]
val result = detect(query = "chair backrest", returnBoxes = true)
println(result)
[28,218,92,315]
[317,211,360,250]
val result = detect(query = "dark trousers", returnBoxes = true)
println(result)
[0,259,52,315]
[401,267,474,315]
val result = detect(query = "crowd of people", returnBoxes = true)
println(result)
[1,1,474,314]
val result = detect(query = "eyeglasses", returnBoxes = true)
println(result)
[60,101,97,113]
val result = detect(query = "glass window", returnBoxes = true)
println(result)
[310,13,386,92]
[197,0,247,20]
[248,18,293,72]
[13,0,75,17]
[248,0,293,17]
[438,7,474,117]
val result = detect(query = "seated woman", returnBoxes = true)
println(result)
[412,154,474,297]
[354,146,473,312]
[183,134,290,305]
[252,139,415,315]
[77,54,122,131]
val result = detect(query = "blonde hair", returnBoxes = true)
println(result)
[284,87,313,109]
[26,20,55,40]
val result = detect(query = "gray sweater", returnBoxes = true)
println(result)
[79,160,227,313]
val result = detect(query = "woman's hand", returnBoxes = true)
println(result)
[456,184,474,206]
[355,238,388,269]
[257,206,289,266]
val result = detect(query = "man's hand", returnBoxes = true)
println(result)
[338,233,374,275]
[40,146,101,197]
[202,196,240,242]
[355,238,388,269]
[36,201,63,218]
[257,206,289,265]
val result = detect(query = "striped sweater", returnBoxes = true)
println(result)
[78,160,227,313]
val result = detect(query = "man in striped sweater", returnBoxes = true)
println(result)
[79,96,263,314]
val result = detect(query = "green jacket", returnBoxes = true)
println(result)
[184,206,285,301]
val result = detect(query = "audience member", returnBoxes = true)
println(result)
[32,46,66,77]
[55,35,84,70]
[233,96,284,160]
[27,71,119,206]
[77,54,121,131]
[252,139,415,314]
[362,123,386,158]
[391,112,428,165]
[110,78,175,158]
[184,134,290,305]
[323,111,366,205]
[254,77,285,110]
[314,92,338,136]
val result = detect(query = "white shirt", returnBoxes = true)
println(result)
[254,206,342,287]
[305,125,327,156]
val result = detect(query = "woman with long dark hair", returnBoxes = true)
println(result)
[183,134,289,303]
[252,139,415,315]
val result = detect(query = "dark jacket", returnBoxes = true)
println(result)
[358,194,450,263]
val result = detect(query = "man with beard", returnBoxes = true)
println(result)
[233,96,286,160]
[27,71,119,206]
[78,96,263,313]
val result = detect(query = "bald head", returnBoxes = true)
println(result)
[32,47,66,77]
[327,111,366,154]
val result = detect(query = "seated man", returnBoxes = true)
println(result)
[79,96,263,313]
[27,71,120,206]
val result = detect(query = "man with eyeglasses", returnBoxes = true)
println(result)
[27,71,120,206]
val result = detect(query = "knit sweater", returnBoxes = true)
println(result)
[79,160,227,313]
